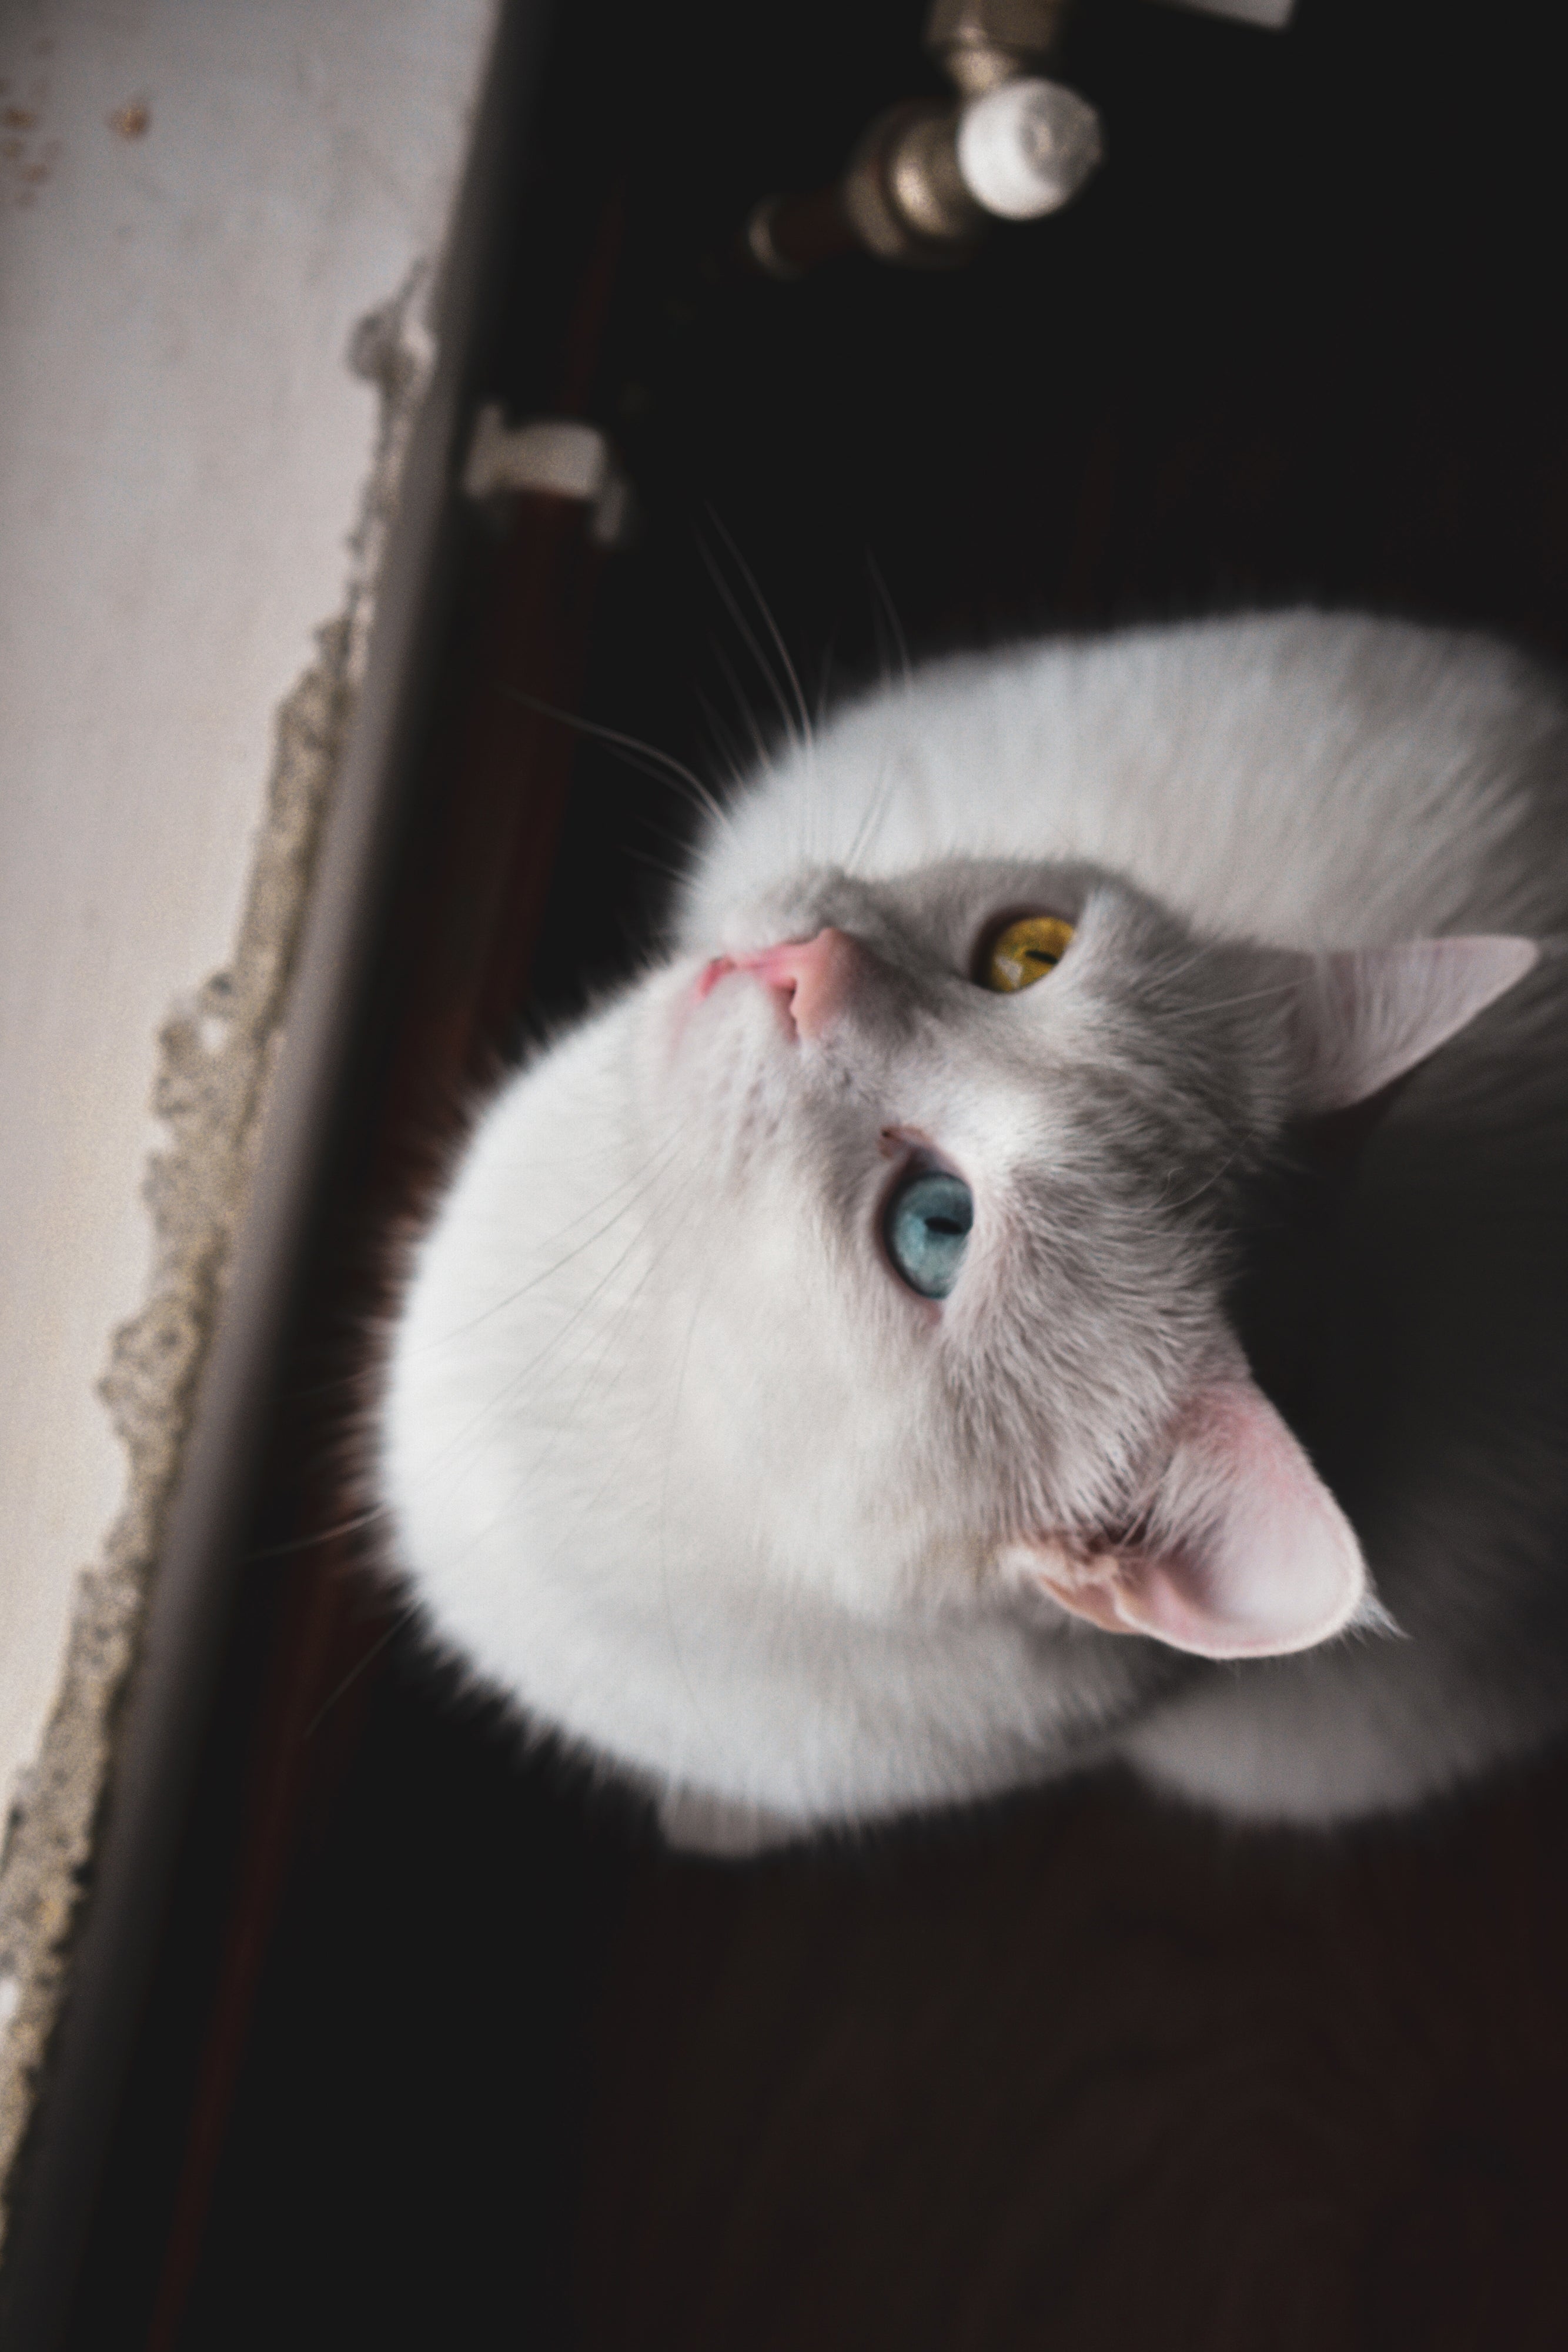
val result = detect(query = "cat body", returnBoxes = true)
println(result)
[382,612,1568,1846]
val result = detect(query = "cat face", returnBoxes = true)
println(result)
[642,861,1276,1600]
[384,850,1532,1830]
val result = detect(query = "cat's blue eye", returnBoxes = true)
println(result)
[884,1168,974,1301]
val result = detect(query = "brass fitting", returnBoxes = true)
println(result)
[925,0,1072,94]
[742,0,1102,277]
[842,102,987,267]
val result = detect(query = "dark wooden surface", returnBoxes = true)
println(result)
[579,1773,1568,2350]
[62,0,1568,2344]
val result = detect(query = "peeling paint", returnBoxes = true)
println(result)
[0,260,438,2246]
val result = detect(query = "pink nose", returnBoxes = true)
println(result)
[735,927,862,1040]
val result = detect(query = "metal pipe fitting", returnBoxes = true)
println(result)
[742,0,1103,277]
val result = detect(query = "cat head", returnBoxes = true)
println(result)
[383,853,1533,1840]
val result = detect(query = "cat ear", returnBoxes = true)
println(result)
[1285,936,1536,1112]
[1005,1377,1374,1660]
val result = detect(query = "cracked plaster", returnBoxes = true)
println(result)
[0,0,499,2253]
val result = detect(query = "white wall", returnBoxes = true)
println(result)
[0,0,497,1861]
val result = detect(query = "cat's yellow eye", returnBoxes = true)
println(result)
[983,914,1076,993]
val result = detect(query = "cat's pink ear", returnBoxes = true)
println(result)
[1005,1379,1370,1659]
[1287,936,1536,1112]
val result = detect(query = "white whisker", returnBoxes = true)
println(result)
[499,683,736,843]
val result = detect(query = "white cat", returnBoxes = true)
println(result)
[381,611,1568,1852]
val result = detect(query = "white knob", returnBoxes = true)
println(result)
[955,78,1104,220]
